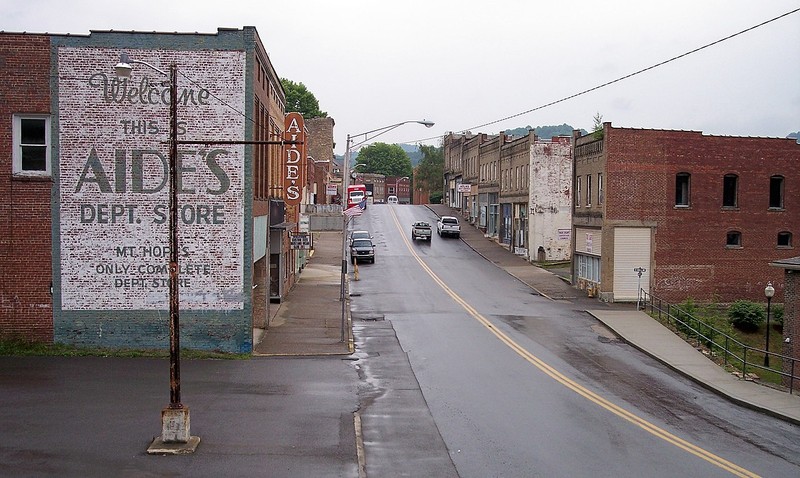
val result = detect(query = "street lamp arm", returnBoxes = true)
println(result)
[115,52,168,77]
[349,120,434,150]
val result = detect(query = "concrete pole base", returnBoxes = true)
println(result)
[146,406,200,454]
[147,435,200,455]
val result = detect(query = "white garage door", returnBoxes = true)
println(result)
[613,228,651,301]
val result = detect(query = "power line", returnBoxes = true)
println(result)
[405,6,800,145]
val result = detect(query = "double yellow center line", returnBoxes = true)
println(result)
[388,208,759,478]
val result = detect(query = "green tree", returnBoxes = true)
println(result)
[280,78,327,118]
[592,112,604,140]
[355,142,412,177]
[415,144,444,196]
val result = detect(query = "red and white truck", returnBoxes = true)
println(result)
[347,184,367,209]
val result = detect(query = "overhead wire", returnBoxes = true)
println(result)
[402,6,800,146]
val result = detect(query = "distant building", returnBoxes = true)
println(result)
[444,131,572,262]
[385,176,411,204]
[355,172,386,204]
[305,117,335,205]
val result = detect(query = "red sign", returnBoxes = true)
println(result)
[283,113,306,206]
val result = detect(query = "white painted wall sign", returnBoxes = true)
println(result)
[57,47,246,310]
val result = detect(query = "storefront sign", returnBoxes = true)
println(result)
[283,112,306,206]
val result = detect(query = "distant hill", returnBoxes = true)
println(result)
[788,131,799,143]
[504,124,587,139]
[398,143,423,165]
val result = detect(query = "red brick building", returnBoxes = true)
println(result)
[573,123,799,303]
[0,33,53,342]
[1,28,292,352]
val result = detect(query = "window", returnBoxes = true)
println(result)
[576,254,601,284]
[722,174,738,207]
[597,173,603,205]
[13,115,51,175]
[726,231,742,247]
[576,177,582,207]
[586,175,592,207]
[778,232,792,248]
[769,175,784,209]
[675,173,690,207]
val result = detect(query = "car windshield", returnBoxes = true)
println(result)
[443,218,458,224]
[352,239,372,248]
[351,231,370,240]
[415,222,430,227]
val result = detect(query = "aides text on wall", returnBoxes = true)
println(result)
[283,112,306,206]
[57,48,246,310]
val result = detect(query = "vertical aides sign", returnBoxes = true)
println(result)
[283,112,306,206]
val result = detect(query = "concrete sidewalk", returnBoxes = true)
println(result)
[253,231,353,356]
[426,204,800,425]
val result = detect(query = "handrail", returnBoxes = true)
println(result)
[639,290,797,394]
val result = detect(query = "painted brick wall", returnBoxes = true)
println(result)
[50,30,259,353]
[529,137,572,261]
[0,33,54,342]
[605,126,800,303]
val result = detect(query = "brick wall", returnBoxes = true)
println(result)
[605,126,800,303]
[0,33,54,342]
[306,117,334,204]
[780,267,798,390]
[48,29,264,353]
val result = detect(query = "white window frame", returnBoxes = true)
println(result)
[586,174,592,207]
[597,173,603,205]
[13,114,52,176]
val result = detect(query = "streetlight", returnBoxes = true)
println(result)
[339,120,434,341]
[115,53,198,452]
[764,281,775,367]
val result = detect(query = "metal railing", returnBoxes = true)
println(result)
[639,290,798,395]
[304,204,343,215]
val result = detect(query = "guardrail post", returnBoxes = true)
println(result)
[724,336,729,366]
[743,348,748,379]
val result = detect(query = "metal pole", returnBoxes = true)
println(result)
[340,134,352,342]
[168,62,182,408]
[764,296,771,367]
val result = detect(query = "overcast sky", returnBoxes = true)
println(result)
[4,0,799,155]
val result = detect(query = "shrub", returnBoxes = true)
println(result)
[727,300,765,332]
[770,304,784,329]
[672,298,699,336]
